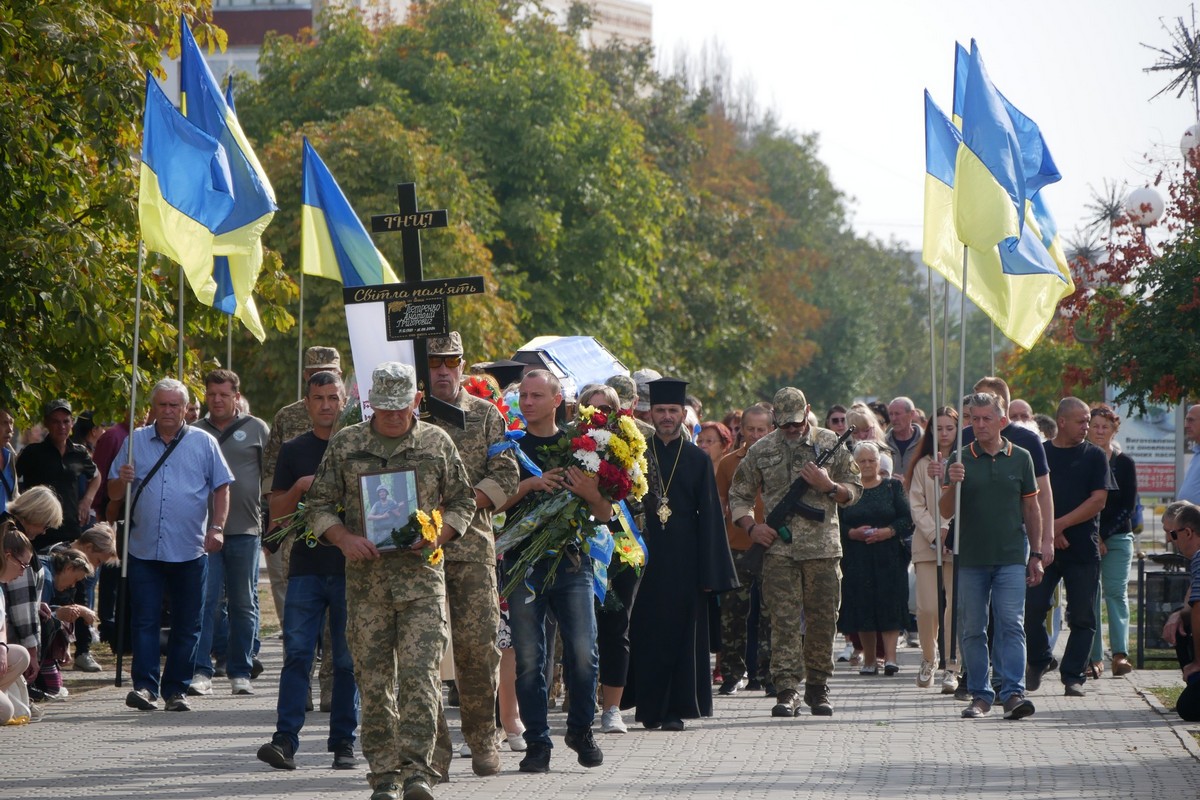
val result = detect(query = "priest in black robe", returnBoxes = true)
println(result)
[622,377,738,730]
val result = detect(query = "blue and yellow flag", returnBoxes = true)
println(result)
[953,41,1025,251]
[139,76,235,283]
[953,42,1060,199]
[180,18,275,340]
[923,91,1074,350]
[300,138,399,286]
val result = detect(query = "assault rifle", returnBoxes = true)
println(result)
[742,426,855,576]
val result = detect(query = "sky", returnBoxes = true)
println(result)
[650,0,1198,253]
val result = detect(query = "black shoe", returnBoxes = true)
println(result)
[718,678,740,696]
[213,658,227,678]
[446,680,460,708]
[1002,694,1036,720]
[745,679,763,691]
[125,689,158,711]
[402,775,433,800]
[331,739,357,769]
[519,741,551,773]
[763,681,777,698]
[257,740,296,771]
[1064,682,1087,697]
[1025,662,1050,693]
[804,682,833,716]
[564,726,603,767]
[370,782,400,800]
[661,718,686,731]
[771,688,800,717]
[250,656,264,680]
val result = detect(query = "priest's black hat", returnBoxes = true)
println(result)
[647,377,688,407]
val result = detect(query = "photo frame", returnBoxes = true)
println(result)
[358,468,419,552]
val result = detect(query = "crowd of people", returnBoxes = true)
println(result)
[2,342,1196,800]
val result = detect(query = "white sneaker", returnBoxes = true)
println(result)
[188,674,213,696]
[916,660,935,688]
[42,686,69,701]
[230,677,254,695]
[836,644,854,662]
[940,669,959,694]
[506,732,527,752]
[600,705,628,734]
[459,742,471,758]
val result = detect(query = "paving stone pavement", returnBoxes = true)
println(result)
[4,641,1199,800]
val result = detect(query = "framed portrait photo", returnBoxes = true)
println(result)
[359,468,419,552]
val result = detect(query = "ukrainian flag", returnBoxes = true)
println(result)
[923,91,1074,350]
[952,42,1060,199]
[180,18,275,341]
[139,76,235,284]
[953,41,1025,251]
[300,138,399,286]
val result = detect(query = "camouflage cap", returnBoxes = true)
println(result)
[304,346,341,371]
[772,387,808,425]
[605,374,637,407]
[631,368,662,412]
[369,362,417,410]
[427,331,463,357]
[44,398,72,417]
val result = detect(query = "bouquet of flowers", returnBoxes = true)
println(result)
[387,509,445,566]
[495,405,648,598]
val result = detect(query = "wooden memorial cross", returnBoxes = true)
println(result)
[343,182,485,427]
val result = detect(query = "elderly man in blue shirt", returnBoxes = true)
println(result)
[109,378,233,712]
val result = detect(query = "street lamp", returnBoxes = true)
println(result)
[1125,186,1165,243]
[1182,122,1200,161]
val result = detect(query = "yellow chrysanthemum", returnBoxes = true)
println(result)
[608,436,633,469]
[579,405,595,423]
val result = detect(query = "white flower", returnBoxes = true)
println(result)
[573,450,602,472]
[587,429,612,450]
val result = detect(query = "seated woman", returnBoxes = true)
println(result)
[837,442,914,676]
[36,548,96,699]
[47,523,118,673]
[1,525,35,723]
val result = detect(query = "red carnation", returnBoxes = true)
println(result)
[597,460,632,501]
[592,411,608,426]
[572,435,598,452]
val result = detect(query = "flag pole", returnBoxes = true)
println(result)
[941,277,950,407]
[297,269,305,401]
[948,244,970,669]
[226,314,233,369]
[177,265,185,380]
[115,241,146,687]
[990,323,996,374]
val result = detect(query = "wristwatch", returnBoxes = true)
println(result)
[208,525,224,533]
[825,485,840,497]
[1029,551,1043,560]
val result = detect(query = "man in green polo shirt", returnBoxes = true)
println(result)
[941,392,1043,721]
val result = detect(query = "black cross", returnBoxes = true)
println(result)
[345,183,485,427]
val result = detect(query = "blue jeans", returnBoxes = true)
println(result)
[1092,534,1134,661]
[128,554,206,700]
[195,535,260,679]
[1026,556,1100,685]
[958,564,1027,704]
[276,574,358,753]
[507,553,598,747]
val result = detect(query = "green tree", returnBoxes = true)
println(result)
[0,1,293,421]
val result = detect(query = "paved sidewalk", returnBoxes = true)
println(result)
[4,642,1199,800]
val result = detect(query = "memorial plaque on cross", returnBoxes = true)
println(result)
[342,182,485,428]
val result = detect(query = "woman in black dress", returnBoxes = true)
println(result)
[838,441,914,675]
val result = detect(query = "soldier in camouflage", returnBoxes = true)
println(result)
[728,387,862,718]
[423,332,519,779]
[307,362,476,800]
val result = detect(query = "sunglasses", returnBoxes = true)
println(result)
[780,421,805,431]
[829,417,846,424]
[591,405,614,414]
[1168,527,1190,540]
[428,356,463,369]
[7,552,31,571]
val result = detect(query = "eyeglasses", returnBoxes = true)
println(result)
[7,552,31,571]
[829,417,846,424]
[1168,527,1189,540]
[428,356,463,369]
[780,421,805,431]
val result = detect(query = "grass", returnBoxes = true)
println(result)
[1149,685,1184,709]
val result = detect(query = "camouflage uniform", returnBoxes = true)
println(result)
[427,385,518,771]
[728,388,862,704]
[307,364,475,792]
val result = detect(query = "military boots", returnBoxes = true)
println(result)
[771,688,800,717]
[804,682,833,716]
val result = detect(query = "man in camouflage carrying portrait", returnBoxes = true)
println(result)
[306,362,476,800]
[728,387,861,719]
